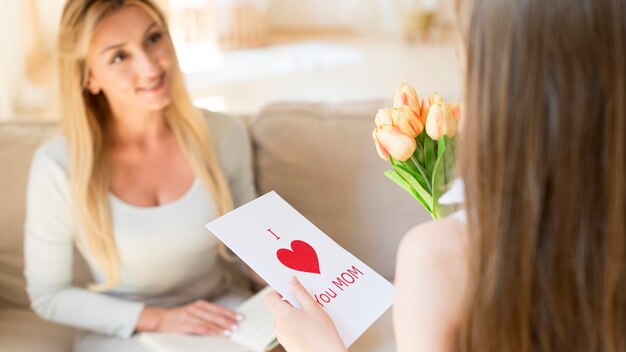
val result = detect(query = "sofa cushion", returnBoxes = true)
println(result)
[0,308,75,351]
[0,121,91,309]
[252,101,431,279]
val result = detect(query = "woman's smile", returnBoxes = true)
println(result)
[137,72,166,94]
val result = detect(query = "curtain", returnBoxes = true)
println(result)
[0,0,62,120]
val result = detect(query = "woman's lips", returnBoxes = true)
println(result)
[137,73,165,93]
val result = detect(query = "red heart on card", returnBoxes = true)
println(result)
[276,240,321,274]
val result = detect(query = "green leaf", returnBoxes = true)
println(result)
[414,137,424,165]
[384,170,429,210]
[430,159,446,218]
[424,136,437,173]
[391,159,430,194]
[431,135,457,218]
[444,136,456,180]
[393,164,434,210]
[437,136,447,157]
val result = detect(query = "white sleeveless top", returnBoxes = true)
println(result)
[438,179,466,222]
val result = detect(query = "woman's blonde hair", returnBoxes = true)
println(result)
[458,0,625,350]
[58,0,234,290]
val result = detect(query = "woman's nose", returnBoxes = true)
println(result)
[134,50,161,77]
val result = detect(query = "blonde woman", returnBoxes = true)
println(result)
[23,0,257,350]
[265,0,626,351]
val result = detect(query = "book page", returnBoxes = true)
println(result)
[140,333,249,352]
[231,286,279,351]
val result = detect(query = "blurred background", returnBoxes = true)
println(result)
[0,0,462,120]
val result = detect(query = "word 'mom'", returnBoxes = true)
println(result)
[314,265,364,307]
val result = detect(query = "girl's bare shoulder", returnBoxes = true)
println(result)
[398,216,468,270]
[393,216,469,351]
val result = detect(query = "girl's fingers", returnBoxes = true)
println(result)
[264,290,294,317]
[287,276,319,311]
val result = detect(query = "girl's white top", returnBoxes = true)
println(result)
[439,178,466,222]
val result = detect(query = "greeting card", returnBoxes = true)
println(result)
[205,191,395,347]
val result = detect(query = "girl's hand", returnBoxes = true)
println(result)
[264,276,346,352]
[137,300,243,336]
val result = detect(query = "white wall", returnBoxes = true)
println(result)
[266,0,456,34]
[267,0,401,34]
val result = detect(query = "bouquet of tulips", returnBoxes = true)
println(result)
[372,83,460,219]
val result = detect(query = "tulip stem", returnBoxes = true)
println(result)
[410,155,432,194]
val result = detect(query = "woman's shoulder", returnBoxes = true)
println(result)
[31,135,70,172]
[27,136,71,196]
[198,109,248,146]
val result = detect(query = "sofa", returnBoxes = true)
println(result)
[0,100,431,351]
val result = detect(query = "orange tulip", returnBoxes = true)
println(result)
[374,108,393,127]
[393,82,425,126]
[375,106,423,138]
[447,102,461,119]
[392,105,424,137]
[425,102,457,140]
[372,125,417,161]
[420,95,432,120]
[420,92,444,118]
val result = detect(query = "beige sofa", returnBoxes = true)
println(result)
[0,101,430,351]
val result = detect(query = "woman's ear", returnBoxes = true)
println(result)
[86,78,101,95]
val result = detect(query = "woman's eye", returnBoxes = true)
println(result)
[147,32,163,45]
[111,52,127,64]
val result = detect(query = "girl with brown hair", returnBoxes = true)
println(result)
[265,0,626,351]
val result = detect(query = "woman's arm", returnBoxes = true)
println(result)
[24,147,144,338]
[25,145,243,337]
[393,218,468,352]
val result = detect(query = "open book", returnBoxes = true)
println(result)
[139,287,279,352]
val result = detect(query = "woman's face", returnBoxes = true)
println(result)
[85,5,174,114]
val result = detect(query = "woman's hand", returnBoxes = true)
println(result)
[264,276,346,352]
[136,300,243,336]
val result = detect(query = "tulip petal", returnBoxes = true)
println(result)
[447,102,461,119]
[393,83,420,110]
[372,128,390,161]
[420,96,432,122]
[374,108,393,127]
[392,105,423,137]
[426,103,457,140]
[377,126,416,161]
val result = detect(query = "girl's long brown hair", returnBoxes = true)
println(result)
[458,0,625,350]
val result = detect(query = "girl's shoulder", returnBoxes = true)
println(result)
[399,215,468,265]
[394,216,469,351]
[396,216,469,302]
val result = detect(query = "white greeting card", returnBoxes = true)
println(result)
[205,191,395,347]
